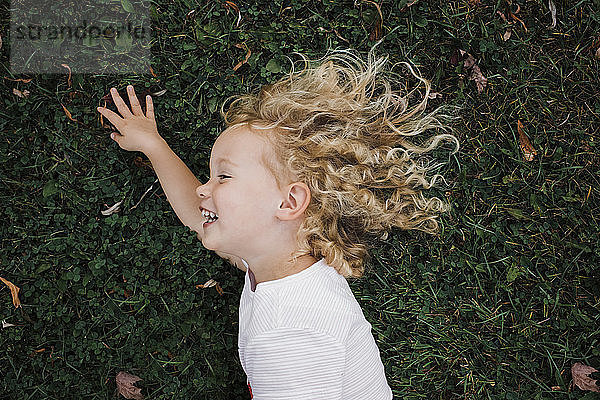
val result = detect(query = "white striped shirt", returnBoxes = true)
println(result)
[238,258,393,399]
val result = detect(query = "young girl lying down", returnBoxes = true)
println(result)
[97,47,459,399]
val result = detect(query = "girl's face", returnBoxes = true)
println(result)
[195,124,285,257]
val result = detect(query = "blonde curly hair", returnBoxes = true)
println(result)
[220,47,460,279]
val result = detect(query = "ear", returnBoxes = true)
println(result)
[276,182,311,221]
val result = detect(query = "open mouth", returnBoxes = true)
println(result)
[201,208,219,227]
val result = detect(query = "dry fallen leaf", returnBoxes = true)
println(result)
[4,77,32,83]
[196,279,217,289]
[223,1,242,27]
[517,120,537,161]
[2,320,16,328]
[196,279,224,296]
[572,362,600,392]
[470,64,487,93]
[508,5,527,32]
[503,28,512,41]
[362,0,383,41]
[548,0,557,29]
[457,50,488,94]
[61,64,72,88]
[233,42,251,72]
[116,371,144,400]
[128,178,159,211]
[61,103,78,122]
[0,277,21,308]
[497,10,507,22]
[13,88,30,98]
[28,348,45,357]
[101,200,123,216]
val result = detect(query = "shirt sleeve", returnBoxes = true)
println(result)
[244,327,346,400]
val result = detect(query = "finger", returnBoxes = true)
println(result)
[127,85,144,116]
[110,87,133,118]
[145,95,154,120]
[97,106,124,130]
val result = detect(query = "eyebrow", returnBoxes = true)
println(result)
[215,158,238,168]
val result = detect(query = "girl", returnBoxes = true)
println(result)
[97,47,459,399]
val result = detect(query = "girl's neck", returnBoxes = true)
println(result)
[247,254,319,290]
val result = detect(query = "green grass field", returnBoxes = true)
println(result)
[1,0,599,398]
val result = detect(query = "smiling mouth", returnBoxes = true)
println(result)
[203,219,217,227]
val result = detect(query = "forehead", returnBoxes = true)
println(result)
[211,124,272,167]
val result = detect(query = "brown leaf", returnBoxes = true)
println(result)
[233,42,251,72]
[460,50,475,68]
[361,0,383,41]
[215,282,224,296]
[28,348,45,357]
[61,64,72,88]
[13,88,30,98]
[503,28,512,41]
[61,103,78,122]
[470,64,488,93]
[149,65,157,77]
[196,279,224,296]
[4,77,32,83]
[572,362,600,392]
[115,371,144,400]
[508,6,528,32]
[223,1,242,27]
[517,120,537,161]
[457,50,487,93]
[0,277,21,308]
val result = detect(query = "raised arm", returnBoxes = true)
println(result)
[97,85,246,272]
[97,86,204,232]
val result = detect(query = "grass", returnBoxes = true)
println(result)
[1,0,599,399]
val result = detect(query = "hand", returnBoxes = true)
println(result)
[97,85,163,153]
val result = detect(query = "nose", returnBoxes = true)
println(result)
[196,182,209,198]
